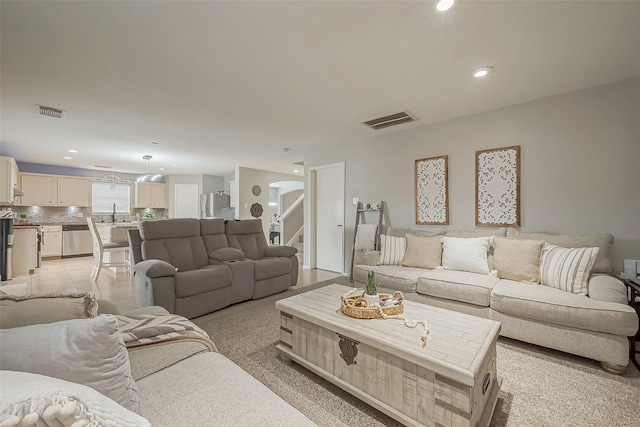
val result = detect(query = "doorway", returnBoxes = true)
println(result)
[308,163,345,273]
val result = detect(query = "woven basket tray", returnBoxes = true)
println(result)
[340,291,404,319]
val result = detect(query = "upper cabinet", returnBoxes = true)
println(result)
[57,177,91,207]
[134,182,167,209]
[0,156,19,205]
[19,173,90,207]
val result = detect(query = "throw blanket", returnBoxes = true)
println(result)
[117,314,217,352]
[355,224,378,251]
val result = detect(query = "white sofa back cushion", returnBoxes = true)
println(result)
[0,315,141,414]
[0,370,150,427]
[539,244,599,295]
[441,236,492,275]
[378,235,407,265]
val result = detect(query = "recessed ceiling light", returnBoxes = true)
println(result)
[171,164,179,167]
[63,156,72,160]
[436,0,454,12]
[293,169,299,173]
[159,167,165,171]
[150,141,161,145]
[473,66,494,78]
[67,149,78,153]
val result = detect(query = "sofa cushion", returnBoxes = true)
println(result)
[225,219,268,260]
[378,234,407,265]
[0,315,141,413]
[175,266,232,298]
[142,236,210,272]
[539,244,599,296]
[446,228,506,238]
[588,274,628,304]
[386,226,445,237]
[254,257,292,281]
[136,352,315,426]
[401,234,442,269]
[200,218,229,254]
[441,236,491,275]
[506,229,613,273]
[0,371,150,427]
[140,218,200,240]
[354,264,429,293]
[493,237,544,283]
[417,269,499,307]
[490,280,638,336]
[210,247,245,261]
[0,292,97,329]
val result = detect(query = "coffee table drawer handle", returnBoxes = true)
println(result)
[482,372,491,395]
[337,334,359,366]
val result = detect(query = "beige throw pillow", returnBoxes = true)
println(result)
[0,292,98,329]
[0,315,141,414]
[493,238,544,283]
[401,234,442,269]
[539,244,599,295]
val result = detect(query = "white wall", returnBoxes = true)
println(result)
[236,167,303,237]
[304,78,640,273]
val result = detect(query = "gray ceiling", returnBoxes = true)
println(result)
[1,1,639,176]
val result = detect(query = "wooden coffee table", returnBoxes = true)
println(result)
[276,284,501,427]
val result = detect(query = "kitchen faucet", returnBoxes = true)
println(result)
[112,203,116,223]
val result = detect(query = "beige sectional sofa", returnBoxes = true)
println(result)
[0,295,315,426]
[134,218,298,318]
[354,227,638,373]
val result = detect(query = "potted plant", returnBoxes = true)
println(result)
[364,270,379,306]
[18,213,28,222]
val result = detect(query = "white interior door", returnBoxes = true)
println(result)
[314,164,344,273]
[174,184,200,218]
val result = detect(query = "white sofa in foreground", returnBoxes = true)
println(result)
[0,295,315,426]
[354,228,638,374]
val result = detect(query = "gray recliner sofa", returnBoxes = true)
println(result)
[133,218,298,318]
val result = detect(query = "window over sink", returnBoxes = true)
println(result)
[91,183,130,213]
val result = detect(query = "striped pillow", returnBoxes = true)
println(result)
[378,235,407,265]
[539,244,599,295]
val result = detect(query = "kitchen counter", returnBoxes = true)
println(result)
[95,221,140,228]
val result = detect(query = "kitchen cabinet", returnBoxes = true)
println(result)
[57,177,91,206]
[13,227,38,276]
[41,225,62,257]
[134,183,167,208]
[0,156,19,205]
[19,174,90,207]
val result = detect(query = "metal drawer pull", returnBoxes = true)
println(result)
[482,372,491,395]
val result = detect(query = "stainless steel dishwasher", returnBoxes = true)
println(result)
[62,224,93,257]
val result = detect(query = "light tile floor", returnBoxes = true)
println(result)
[1,256,341,313]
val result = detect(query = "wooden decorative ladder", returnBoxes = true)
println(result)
[350,201,384,282]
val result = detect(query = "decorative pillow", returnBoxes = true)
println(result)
[0,315,141,414]
[539,244,599,295]
[378,235,407,265]
[441,236,492,275]
[493,238,544,283]
[0,370,150,427]
[401,234,442,269]
[0,292,97,329]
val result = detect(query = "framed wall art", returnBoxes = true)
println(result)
[415,155,449,225]
[476,145,520,227]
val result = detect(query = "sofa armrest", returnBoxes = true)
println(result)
[588,274,628,305]
[135,259,177,278]
[209,247,245,262]
[264,245,298,257]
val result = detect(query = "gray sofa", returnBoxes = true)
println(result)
[354,228,638,373]
[134,218,298,319]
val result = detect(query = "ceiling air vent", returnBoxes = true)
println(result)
[38,105,65,118]
[362,110,417,130]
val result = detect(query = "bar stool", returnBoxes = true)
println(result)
[87,218,129,282]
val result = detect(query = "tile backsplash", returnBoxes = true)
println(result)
[9,206,168,225]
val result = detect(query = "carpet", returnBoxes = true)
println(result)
[192,277,639,427]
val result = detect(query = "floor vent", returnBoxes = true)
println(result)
[362,110,417,130]
[38,105,65,118]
